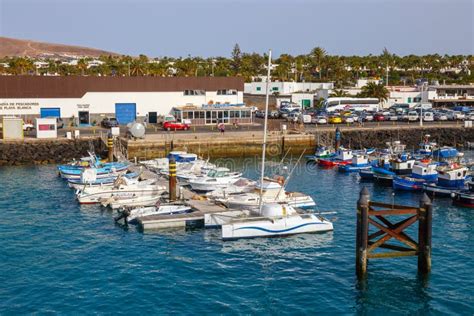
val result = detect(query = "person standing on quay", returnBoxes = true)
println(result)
[218,121,225,135]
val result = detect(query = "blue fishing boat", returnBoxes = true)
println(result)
[168,151,198,163]
[452,180,474,208]
[338,154,371,172]
[67,172,139,189]
[393,163,438,191]
[424,164,468,196]
[59,162,130,180]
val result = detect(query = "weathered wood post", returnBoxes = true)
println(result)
[107,132,114,162]
[335,127,341,151]
[169,157,177,201]
[356,187,370,279]
[418,193,432,274]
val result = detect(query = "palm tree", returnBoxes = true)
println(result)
[310,46,326,80]
[330,89,349,97]
[77,58,88,76]
[359,82,389,102]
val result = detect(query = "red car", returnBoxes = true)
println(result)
[163,121,190,131]
[374,113,385,121]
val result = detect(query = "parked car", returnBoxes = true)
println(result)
[388,113,399,121]
[287,112,300,123]
[465,112,474,121]
[408,111,419,121]
[361,112,374,122]
[453,111,465,120]
[434,112,448,121]
[328,115,342,124]
[312,116,328,124]
[423,112,434,122]
[23,122,34,131]
[255,110,266,118]
[163,121,190,131]
[374,113,385,122]
[101,117,119,128]
[342,115,355,124]
[299,114,312,124]
[270,110,280,118]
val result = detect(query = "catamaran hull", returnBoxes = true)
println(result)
[222,214,333,240]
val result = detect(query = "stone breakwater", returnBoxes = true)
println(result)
[125,126,474,160]
[0,138,106,166]
[1,127,473,165]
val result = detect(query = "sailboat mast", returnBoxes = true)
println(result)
[259,49,272,212]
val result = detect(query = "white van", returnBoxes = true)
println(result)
[408,111,419,121]
[423,112,434,122]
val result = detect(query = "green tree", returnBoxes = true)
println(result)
[358,82,389,102]
[330,89,349,97]
[231,43,242,75]
[310,46,326,79]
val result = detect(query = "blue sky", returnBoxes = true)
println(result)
[0,0,472,57]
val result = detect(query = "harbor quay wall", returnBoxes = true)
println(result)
[0,138,106,166]
[126,126,474,160]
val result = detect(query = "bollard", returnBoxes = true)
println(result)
[169,157,177,201]
[107,133,114,162]
[335,127,341,151]
[356,187,370,279]
[418,193,432,274]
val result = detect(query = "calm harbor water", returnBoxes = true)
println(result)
[0,159,473,315]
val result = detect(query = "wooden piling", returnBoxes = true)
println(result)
[418,193,432,274]
[169,157,177,201]
[356,187,370,279]
[107,133,114,162]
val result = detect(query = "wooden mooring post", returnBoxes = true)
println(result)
[168,157,177,201]
[356,187,432,279]
[107,133,114,162]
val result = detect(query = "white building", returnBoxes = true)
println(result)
[244,81,334,95]
[0,76,244,125]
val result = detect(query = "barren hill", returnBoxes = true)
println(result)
[0,37,119,58]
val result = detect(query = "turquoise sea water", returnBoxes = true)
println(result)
[0,160,473,315]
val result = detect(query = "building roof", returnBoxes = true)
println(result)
[0,76,244,98]
[430,85,474,89]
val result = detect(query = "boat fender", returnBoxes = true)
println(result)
[282,205,287,216]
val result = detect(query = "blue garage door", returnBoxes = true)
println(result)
[115,103,137,125]
[40,108,61,118]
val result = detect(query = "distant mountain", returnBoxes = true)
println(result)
[0,37,120,58]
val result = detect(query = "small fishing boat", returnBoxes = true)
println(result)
[452,181,474,207]
[76,180,165,204]
[59,162,130,180]
[218,179,315,209]
[305,146,335,162]
[359,168,375,180]
[318,148,353,167]
[221,203,333,240]
[423,164,468,197]
[392,163,438,191]
[338,154,371,172]
[101,195,164,210]
[119,203,193,224]
[67,172,139,190]
[188,167,242,192]
[206,178,257,200]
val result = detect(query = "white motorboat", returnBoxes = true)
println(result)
[206,178,257,200]
[221,203,333,240]
[76,180,165,204]
[188,167,242,192]
[122,204,192,223]
[219,179,315,209]
[101,195,164,210]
